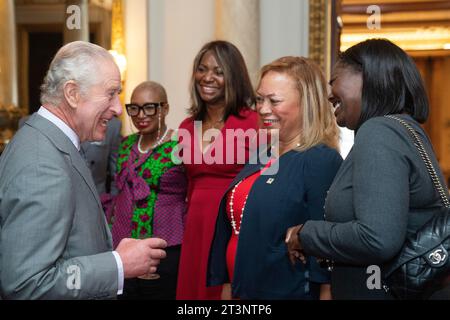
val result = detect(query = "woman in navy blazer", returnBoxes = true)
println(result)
[207,56,343,299]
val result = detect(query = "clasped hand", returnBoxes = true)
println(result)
[285,224,306,265]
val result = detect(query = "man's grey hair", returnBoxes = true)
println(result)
[40,41,115,106]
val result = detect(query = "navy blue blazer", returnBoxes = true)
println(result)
[207,144,343,299]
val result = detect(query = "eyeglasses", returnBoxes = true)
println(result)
[125,102,167,116]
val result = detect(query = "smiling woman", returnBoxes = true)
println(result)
[285,39,449,300]
[256,71,303,155]
[195,50,225,109]
[328,65,363,131]
[176,40,258,300]
[207,56,341,300]
[102,80,187,300]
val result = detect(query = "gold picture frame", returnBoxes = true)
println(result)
[309,0,340,80]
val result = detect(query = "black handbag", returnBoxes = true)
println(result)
[383,115,450,300]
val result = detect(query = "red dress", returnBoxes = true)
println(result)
[176,108,258,299]
[225,170,261,282]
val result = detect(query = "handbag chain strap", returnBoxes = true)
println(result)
[385,115,450,208]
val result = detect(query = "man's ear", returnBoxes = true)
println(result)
[63,80,80,109]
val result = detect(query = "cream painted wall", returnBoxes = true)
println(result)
[260,0,309,66]
[123,0,149,134]
[148,0,215,130]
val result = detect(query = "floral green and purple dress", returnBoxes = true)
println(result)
[103,133,187,249]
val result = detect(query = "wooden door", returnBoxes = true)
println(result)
[414,55,450,185]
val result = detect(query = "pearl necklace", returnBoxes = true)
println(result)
[137,127,169,154]
[229,180,248,235]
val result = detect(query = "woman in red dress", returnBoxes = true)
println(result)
[176,40,258,299]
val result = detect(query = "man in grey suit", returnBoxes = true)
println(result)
[0,41,167,299]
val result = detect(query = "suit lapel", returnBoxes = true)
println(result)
[28,115,110,239]
[69,151,114,246]
[70,149,102,205]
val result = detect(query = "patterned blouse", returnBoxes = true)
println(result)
[102,133,187,248]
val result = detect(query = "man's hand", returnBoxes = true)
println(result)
[285,224,306,265]
[116,238,167,278]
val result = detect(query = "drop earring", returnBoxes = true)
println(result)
[157,106,161,140]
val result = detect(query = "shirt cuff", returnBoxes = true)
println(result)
[112,251,124,295]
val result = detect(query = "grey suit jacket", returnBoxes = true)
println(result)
[0,113,118,299]
[20,114,122,196]
[81,117,122,195]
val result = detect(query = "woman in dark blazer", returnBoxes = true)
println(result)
[207,56,343,300]
[286,39,449,299]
